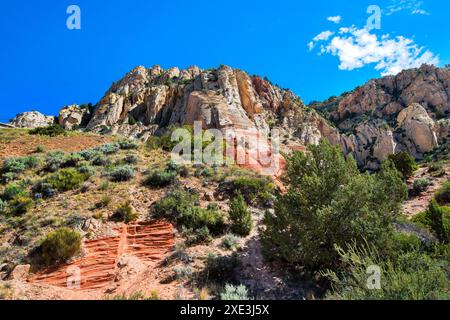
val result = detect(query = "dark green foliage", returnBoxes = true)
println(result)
[413,178,432,194]
[32,181,57,199]
[118,139,139,150]
[36,228,81,266]
[46,168,87,191]
[2,183,28,201]
[203,253,240,284]
[111,202,138,223]
[262,139,408,270]
[412,200,450,244]
[99,143,120,155]
[229,194,253,236]
[182,226,212,246]
[110,165,135,182]
[152,189,226,235]
[144,169,177,188]
[123,153,139,165]
[8,195,33,215]
[388,152,418,179]
[227,176,276,205]
[322,243,450,300]
[435,182,450,205]
[29,124,65,137]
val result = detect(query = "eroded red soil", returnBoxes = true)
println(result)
[29,221,174,291]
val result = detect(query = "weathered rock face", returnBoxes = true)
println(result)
[312,64,450,169]
[85,65,309,140]
[59,105,91,130]
[9,111,55,128]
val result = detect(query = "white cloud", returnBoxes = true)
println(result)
[386,0,430,16]
[308,31,334,50]
[327,16,342,24]
[308,26,439,76]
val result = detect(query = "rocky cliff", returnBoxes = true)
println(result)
[9,64,449,170]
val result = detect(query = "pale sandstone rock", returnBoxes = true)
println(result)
[59,104,89,130]
[10,111,55,128]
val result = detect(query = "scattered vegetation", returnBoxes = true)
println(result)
[29,124,65,137]
[435,182,450,206]
[110,165,135,182]
[111,201,138,223]
[388,152,418,179]
[46,168,87,192]
[35,228,82,266]
[220,284,250,300]
[229,194,253,236]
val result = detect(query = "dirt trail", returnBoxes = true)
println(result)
[29,221,174,291]
[402,167,450,217]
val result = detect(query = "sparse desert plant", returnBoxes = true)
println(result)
[44,151,66,172]
[2,183,28,201]
[229,194,253,236]
[173,266,194,280]
[8,196,34,215]
[413,178,432,194]
[0,199,7,213]
[220,284,250,300]
[182,226,212,245]
[221,234,240,251]
[29,124,65,137]
[46,168,87,191]
[1,156,40,175]
[98,180,110,191]
[62,153,84,168]
[110,165,135,182]
[99,143,120,155]
[203,252,240,284]
[435,181,450,205]
[95,196,112,209]
[428,163,446,177]
[118,139,139,150]
[36,228,81,266]
[77,164,96,177]
[91,154,111,166]
[123,153,139,165]
[34,144,46,153]
[111,201,138,223]
[32,181,57,199]
[144,169,177,188]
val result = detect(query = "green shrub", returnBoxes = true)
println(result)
[77,164,96,177]
[2,183,28,201]
[322,243,450,300]
[110,165,135,182]
[435,182,450,205]
[0,199,7,213]
[95,196,112,209]
[37,228,81,266]
[262,139,408,270]
[221,234,240,251]
[413,178,432,194]
[32,181,57,199]
[111,202,138,223]
[46,168,86,191]
[123,153,139,165]
[152,189,225,235]
[99,143,120,155]
[78,149,102,161]
[44,151,66,172]
[229,194,253,236]
[144,169,177,188]
[203,253,240,283]
[34,144,46,153]
[428,163,446,177]
[413,200,450,244]
[182,226,213,245]
[1,156,40,175]
[62,153,84,168]
[227,177,276,204]
[91,154,111,166]
[173,266,194,280]
[220,284,250,300]
[388,152,418,179]
[118,139,139,150]
[8,196,33,215]
[29,124,65,137]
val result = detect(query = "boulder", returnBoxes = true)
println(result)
[9,111,55,128]
[59,104,90,130]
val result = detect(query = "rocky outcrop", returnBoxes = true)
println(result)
[59,105,91,130]
[9,111,55,128]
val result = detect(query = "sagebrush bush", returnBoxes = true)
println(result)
[220,284,250,300]
[62,153,84,168]
[111,202,138,223]
[110,165,135,182]
[144,169,177,188]
[2,183,28,201]
[322,243,450,300]
[37,228,81,266]
[435,182,450,205]
[229,194,253,236]
[44,151,66,172]
[46,168,87,191]
[123,153,138,165]
[99,143,120,155]
[29,124,65,137]
[1,156,40,175]
[413,178,432,194]
[118,139,139,150]
[221,234,240,251]
[77,164,96,177]
[227,176,276,204]
[182,226,212,245]
[8,195,33,215]
[32,181,57,199]
[91,154,111,166]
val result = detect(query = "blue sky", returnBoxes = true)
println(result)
[0,0,448,121]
